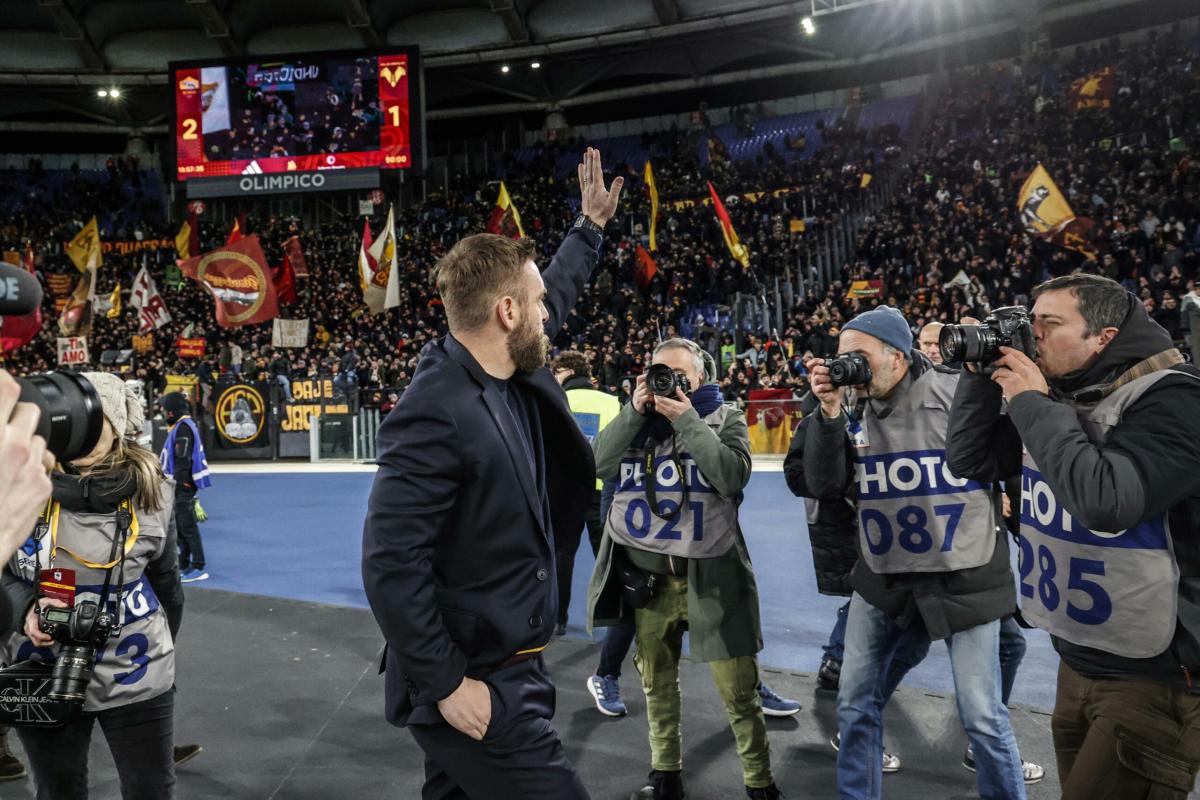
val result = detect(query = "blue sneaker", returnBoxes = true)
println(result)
[758,682,802,717]
[587,674,627,717]
[181,568,209,583]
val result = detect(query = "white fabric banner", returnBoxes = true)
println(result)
[272,318,309,348]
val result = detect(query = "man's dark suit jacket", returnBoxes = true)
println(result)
[362,227,600,727]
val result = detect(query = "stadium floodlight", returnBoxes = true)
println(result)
[501,64,510,73]
[801,16,816,35]
[531,61,541,69]
[109,88,121,98]
[97,89,108,97]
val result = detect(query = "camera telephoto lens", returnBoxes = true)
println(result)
[939,325,997,366]
[15,372,104,462]
[46,644,96,703]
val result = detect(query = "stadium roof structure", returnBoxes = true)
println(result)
[0,0,1192,141]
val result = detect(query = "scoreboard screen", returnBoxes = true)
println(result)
[171,48,420,181]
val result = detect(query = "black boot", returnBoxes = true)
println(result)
[746,783,783,799]
[0,728,27,781]
[817,657,841,691]
[631,769,685,800]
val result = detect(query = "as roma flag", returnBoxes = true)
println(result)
[634,243,657,290]
[1017,164,1075,236]
[486,181,524,239]
[1068,66,1115,113]
[707,181,750,268]
[1053,216,1101,262]
[179,235,279,328]
[226,214,247,245]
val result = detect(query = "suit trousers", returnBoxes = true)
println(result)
[407,657,590,800]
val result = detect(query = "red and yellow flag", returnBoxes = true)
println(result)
[175,210,199,261]
[178,235,279,328]
[1068,66,1114,113]
[65,217,102,273]
[634,243,657,290]
[644,161,659,252]
[226,214,246,245]
[486,182,524,239]
[707,182,750,268]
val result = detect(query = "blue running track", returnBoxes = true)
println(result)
[194,470,1059,710]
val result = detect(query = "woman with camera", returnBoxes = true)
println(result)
[1,372,181,799]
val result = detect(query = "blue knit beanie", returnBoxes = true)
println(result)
[842,306,913,354]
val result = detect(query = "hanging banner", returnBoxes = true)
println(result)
[131,333,155,354]
[849,280,884,297]
[61,238,176,258]
[281,378,350,432]
[57,337,89,366]
[212,381,270,450]
[272,318,309,348]
[176,337,207,359]
[164,374,199,404]
[47,274,74,297]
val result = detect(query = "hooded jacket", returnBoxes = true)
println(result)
[946,294,1200,688]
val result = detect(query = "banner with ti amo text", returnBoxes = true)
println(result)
[281,378,350,433]
[178,235,279,328]
[57,337,89,367]
[272,318,309,349]
[211,381,270,450]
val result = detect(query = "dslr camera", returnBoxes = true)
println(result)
[645,363,693,397]
[39,601,117,702]
[0,601,116,728]
[823,353,873,387]
[939,306,1037,376]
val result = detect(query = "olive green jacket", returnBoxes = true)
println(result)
[585,399,764,662]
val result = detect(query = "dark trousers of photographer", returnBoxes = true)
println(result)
[17,689,175,800]
[174,487,204,573]
[554,490,603,628]
[1052,662,1200,799]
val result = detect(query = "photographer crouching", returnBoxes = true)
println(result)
[587,338,784,800]
[945,274,1200,799]
[1,372,181,799]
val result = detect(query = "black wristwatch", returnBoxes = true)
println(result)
[572,214,604,236]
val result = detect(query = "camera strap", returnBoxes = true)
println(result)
[97,504,132,633]
[643,441,688,522]
[48,499,139,571]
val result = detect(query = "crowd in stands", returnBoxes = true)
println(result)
[0,28,1198,420]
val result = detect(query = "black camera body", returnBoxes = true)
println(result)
[0,602,114,729]
[939,306,1037,376]
[39,602,116,704]
[645,363,693,397]
[823,353,873,387]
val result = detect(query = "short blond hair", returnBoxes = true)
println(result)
[431,234,536,332]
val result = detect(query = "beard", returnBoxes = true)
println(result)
[867,358,898,399]
[508,312,549,373]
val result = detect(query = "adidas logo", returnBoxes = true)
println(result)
[241,160,263,175]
